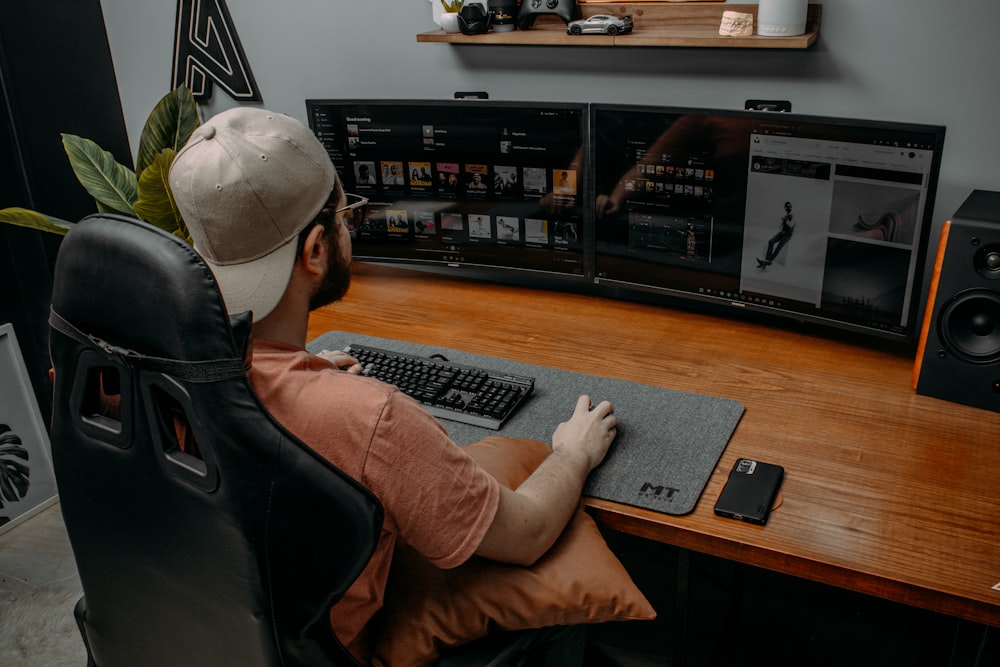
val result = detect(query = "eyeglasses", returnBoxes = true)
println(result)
[335,192,369,225]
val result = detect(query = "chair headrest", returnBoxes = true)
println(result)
[50,214,250,367]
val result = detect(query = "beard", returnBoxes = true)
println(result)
[308,232,352,311]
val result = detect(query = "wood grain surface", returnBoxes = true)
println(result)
[307,263,1000,626]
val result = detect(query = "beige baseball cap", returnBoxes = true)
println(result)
[170,107,336,321]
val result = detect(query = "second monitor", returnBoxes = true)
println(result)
[592,104,946,343]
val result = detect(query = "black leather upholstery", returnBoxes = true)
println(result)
[49,214,384,666]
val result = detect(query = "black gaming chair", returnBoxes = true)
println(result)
[48,215,570,666]
[48,214,383,666]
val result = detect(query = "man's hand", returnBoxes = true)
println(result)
[474,395,618,566]
[316,349,363,374]
[551,395,617,473]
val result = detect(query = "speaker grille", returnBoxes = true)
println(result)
[975,245,1000,280]
[938,289,1000,363]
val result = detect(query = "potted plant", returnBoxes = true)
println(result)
[0,84,200,243]
[436,0,464,32]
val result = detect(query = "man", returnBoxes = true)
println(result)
[758,200,796,269]
[169,107,617,662]
[357,162,375,184]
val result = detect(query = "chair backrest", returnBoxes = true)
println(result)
[48,214,383,667]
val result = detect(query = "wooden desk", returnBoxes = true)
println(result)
[307,263,1000,628]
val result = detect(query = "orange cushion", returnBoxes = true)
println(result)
[370,437,656,667]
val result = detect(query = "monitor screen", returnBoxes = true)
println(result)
[592,104,946,342]
[306,99,588,282]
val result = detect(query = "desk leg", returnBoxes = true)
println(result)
[674,548,690,667]
[949,619,999,667]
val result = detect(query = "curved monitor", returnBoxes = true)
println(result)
[592,104,947,342]
[307,99,589,283]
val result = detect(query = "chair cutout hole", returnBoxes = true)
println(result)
[151,387,208,478]
[80,366,123,434]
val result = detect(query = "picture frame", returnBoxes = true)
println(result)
[0,322,57,535]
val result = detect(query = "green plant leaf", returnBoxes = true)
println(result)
[0,207,75,235]
[0,425,31,507]
[136,85,201,174]
[133,148,190,243]
[62,133,137,217]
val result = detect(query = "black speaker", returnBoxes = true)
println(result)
[914,190,1000,412]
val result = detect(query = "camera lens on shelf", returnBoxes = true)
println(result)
[488,0,517,32]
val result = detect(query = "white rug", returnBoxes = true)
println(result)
[0,588,87,667]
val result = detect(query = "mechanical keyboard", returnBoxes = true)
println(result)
[344,343,535,430]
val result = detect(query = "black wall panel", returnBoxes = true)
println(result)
[1,0,131,425]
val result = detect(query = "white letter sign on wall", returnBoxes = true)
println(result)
[172,0,262,103]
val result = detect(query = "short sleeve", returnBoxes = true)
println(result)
[360,392,500,569]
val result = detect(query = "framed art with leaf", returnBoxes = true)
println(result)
[0,323,57,535]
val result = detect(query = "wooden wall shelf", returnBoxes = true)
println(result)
[417,3,821,49]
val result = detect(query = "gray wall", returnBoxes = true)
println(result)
[100,0,1000,299]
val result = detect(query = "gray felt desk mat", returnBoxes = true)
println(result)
[308,331,745,515]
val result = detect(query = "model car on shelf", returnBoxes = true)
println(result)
[566,14,634,35]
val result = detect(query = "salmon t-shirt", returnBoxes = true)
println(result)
[248,339,501,662]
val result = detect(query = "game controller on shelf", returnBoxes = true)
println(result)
[517,0,581,30]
